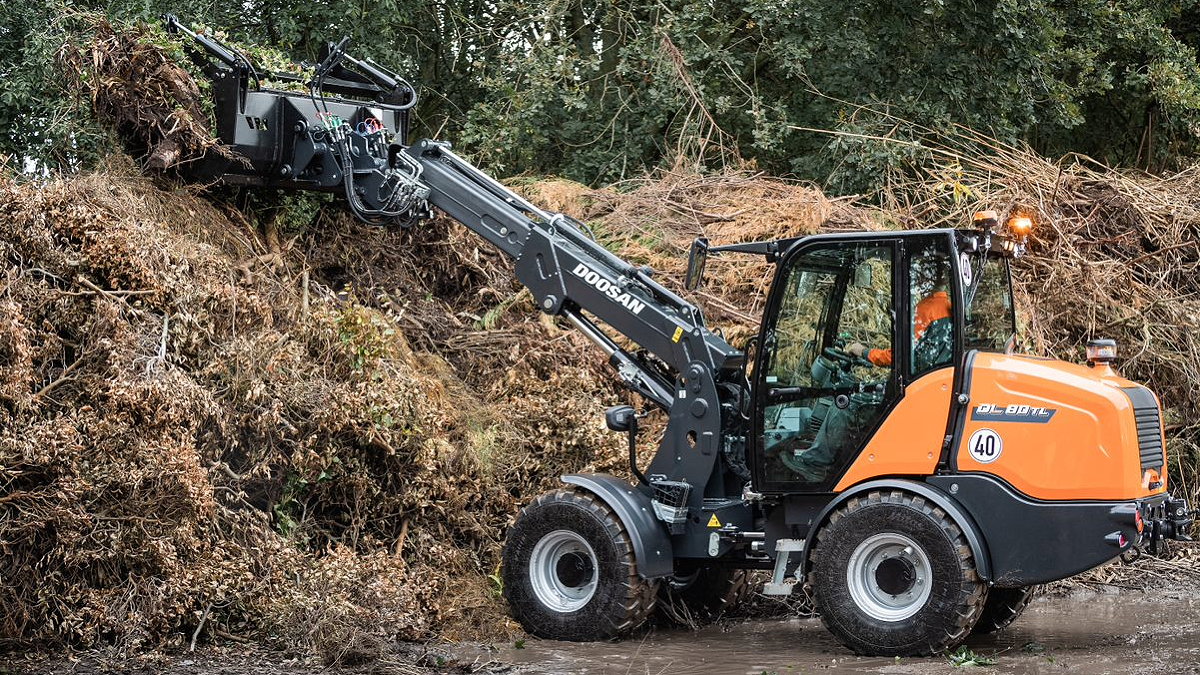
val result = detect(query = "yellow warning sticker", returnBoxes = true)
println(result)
[672,326,684,343]
[707,514,721,528]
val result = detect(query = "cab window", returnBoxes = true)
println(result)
[963,254,1015,353]
[757,242,896,489]
[907,239,955,377]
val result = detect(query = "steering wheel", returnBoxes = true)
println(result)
[823,345,874,370]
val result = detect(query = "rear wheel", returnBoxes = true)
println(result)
[972,586,1037,634]
[502,489,658,641]
[809,490,987,656]
[658,565,751,625]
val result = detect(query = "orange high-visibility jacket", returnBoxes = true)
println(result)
[867,291,952,367]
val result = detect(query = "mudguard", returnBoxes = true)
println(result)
[802,478,993,583]
[562,473,674,579]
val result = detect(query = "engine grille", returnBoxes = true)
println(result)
[1122,386,1165,471]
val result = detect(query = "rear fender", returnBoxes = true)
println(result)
[802,478,992,583]
[561,473,674,579]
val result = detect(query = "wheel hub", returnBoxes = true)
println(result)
[846,532,933,621]
[555,550,595,588]
[874,556,917,596]
[529,530,599,612]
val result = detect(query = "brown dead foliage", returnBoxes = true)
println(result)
[59,16,230,171]
[0,165,624,660]
[516,172,875,344]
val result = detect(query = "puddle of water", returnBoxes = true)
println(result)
[458,589,1200,674]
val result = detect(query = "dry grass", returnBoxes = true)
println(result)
[1053,542,1200,592]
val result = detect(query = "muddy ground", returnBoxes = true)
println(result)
[462,585,1200,674]
[5,583,1197,674]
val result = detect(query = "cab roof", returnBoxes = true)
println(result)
[710,228,1016,261]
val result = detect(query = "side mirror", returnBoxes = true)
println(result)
[605,405,636,432]
[684,237,709,291]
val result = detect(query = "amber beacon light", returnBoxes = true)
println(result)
[1086,339,1117,367]
[972,210,999,229]
[1007,215,1034,238]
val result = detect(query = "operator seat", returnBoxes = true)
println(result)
[785,392,882,482]
[775,351,882,483]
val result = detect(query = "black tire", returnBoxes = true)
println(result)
[972,586,1037,634]
[809,490,988,656]
[501,489,658,641]
[658,566,752,625]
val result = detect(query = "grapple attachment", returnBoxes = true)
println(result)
[163,15,429,224]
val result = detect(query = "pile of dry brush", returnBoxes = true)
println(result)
[58,16,230,171]
[2,15,1197,664]
[2,17,642,661]
[0,162,634,661]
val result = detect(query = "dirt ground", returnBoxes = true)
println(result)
[5,582,1197,675]
[0,642,504,675]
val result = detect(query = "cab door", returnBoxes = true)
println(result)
[750,239,901,492]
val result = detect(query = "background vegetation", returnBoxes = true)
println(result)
[3,0,1200,190]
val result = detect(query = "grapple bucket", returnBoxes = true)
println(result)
[164,14,428,224]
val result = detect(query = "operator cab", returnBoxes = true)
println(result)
[748,229,1017,493]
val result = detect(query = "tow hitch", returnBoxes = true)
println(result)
[1141,495,1193,555]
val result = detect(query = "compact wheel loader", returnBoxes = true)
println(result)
[167,18,1194,656]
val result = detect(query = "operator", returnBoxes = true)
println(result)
[777,255,955,484]
[846,261,952,370]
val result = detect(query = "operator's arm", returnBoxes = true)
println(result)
[847,291,952,368]
[866,347,892,366]
[848,342,892,367]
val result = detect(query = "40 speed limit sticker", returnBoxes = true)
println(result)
[967,428,1003,464]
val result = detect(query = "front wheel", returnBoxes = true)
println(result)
[809,490,988,656]
[501,489,658,641]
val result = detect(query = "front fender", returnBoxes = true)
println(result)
[802,478,993,583]
[562,473,674,579]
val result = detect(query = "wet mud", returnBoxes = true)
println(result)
[463,588,1200,674]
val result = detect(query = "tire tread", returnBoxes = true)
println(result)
[972,586,1037,634]
[808,490,987,656]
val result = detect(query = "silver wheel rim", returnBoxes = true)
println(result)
[846,532,933,621]
[529,530,599,612]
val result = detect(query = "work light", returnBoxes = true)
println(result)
[1086,339,1117,366]
[1007,215,1033,237]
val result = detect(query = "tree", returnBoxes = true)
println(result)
[4,0,1199,191]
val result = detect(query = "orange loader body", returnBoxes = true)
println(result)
[840,354,1167,503]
